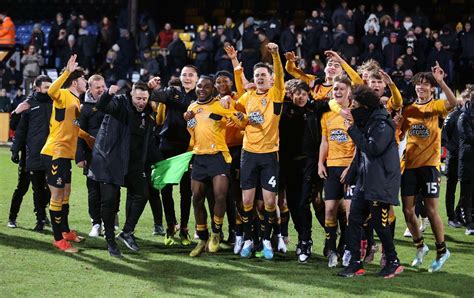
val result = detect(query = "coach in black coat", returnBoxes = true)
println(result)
[457,100,474,231]
[339,85,401,276]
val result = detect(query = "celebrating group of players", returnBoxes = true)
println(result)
[8,37,472,278]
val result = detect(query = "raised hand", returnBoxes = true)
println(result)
[266,42,279,54]
[108,85,119,95]
[66,54,79,73]
[147,76,161,90]
[324,50,343,64]
[284,51,298,62]
[431,61,445,83]
[379,69,394,85]
[224,45,237,60]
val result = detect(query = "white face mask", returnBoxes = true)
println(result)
[403,22,413,30]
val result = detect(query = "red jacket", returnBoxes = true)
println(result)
[0,17,16,45]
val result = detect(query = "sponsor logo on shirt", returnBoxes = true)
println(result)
[330,129,349,143]
[409,124,430,138]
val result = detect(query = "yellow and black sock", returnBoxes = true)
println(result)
[324,219,338,252]
[413,236,425,249]
[263,204,276,240]
[196,224,209,240]
[235,210,243,236]
[435,241,447,260]
[211,215,224,233]
[49,200,63,241]
[241,204,254,241]
[61,196,70,233]
[280,206,289,237]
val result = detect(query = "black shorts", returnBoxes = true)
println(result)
[229,145,242,181]
[401,166,441,198]
[240,150,279,192]
[42,155,72,189]
[324,166,352,200]
[191,153,230,182]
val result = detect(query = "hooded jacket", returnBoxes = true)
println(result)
[458,102,474,180]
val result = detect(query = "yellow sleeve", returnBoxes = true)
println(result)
[386,83,403,111]
[285,60,316,84]
[270,52,285,103]
[155,103,166,125]
[321,113,328,137]
[78,129,90,140]
[48,70,70,102]
[432,99,449,117]
[212,102,248,128]
[329,99,342,114]
[341,62,364,86]
[233,67,245,98]
[235,93,247,113]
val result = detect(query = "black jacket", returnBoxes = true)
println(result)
[442,107,462,154]
[151,87,196,153]
[75,92,106,172]
[88,92,156,186]
[458,103,474,181]
[347,108,400,206]
[11,92,52,171]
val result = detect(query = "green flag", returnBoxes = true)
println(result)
[151,151,193,190]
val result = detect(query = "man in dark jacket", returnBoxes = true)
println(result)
[8,76,52,230]
[192,30,213,75]
[88,82,159,257]
[76,74,107,237]
[167,32,187,73]
[442,103,464,228]
[338,85,403,278]
[147,67,197,246]
[457,86,474,235]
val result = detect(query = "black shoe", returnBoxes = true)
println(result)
[226,230,236,245]
[44,216,51,227]
[116,231,140,252]
[33,220,45,232]
[378,259,404,278]
[152,224,166,236]
[107,240,122,258]
[298,240,313,264]
[338,261,365,277]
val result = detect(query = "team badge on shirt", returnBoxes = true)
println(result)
[409,124,430,138]
[261,98,267,107]
[329,129,349,143]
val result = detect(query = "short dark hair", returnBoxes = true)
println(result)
[215,70,233,81]
[181,64,199,75]
[368,72,383,80]
[168,77,181,87]
[253,62,273,75]
[352,85,381,109]
[411,72,437,86]
[132,81,150,92]
[34,75,52,87]
[293,80,310,93]
[198,75,214,84]
[62,68,85,88]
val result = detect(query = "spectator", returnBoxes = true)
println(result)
[353,4,368,39]
[391,3,406,24]
[263,16,282,42]
[47,13,66,67]
[137,19,155,58]
[344,9,356,36]
[280,22,297,53]
[302,21,319,63]
[29,23,45,55]
[223,17,241,45]
[256,29,271,64]
[319,0,332,24]
[397,69,415,101]
[332,23,348,51]
[308,57,324,77]
[359,42,383,66]
[390,57,405,85]
[2,60,22,93]
[167,31,187,73]
[66,11,80,36]
[339,35,359,61]
[331,1,348,27]
[374,3,386,20]
[241,17,260,79]
[383,33,404,71]
[21,45,44,95]
[0,10,15,46]
[364,14,380,35]
[318,23,334,55]
[98,16,118,59]
[458,21,474,87]
[439,25,458,59]
[400,16,414,37]
[214,41,233,73]
[158,23,173,48]
[400,46,418,72]
[0,88,9,112]
[413,25,429,64]
[56,33,78,70]
[140,48,159,77]
[212,25,227,51]
[412,5,429,28]
[426,40,451,81]
[307,10,324,31]
[361,25,381,51]
[379,15,394,47]
[77,19,97,72]
[404,30,417,50]
[192,30,213,75]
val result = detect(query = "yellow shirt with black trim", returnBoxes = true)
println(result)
[41,70,81,160]
[187,98,244,163]
[402,99,450,169]
[236,52,285,153]
[321,110,354,167]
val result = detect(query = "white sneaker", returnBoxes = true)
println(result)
[403,227,412,237]
[411,244,429,267]
[277,235,288,253]
[234,236,244,255]
[328,251,338,268]
[420,217,429,232]
[89,224,101,237]
[466,227,474,235]
[194,231,199,240]
[114,214,120,231]
[342,250,351,267]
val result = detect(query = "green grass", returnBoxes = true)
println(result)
[0,147,473,297]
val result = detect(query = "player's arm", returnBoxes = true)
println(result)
[432,61,456,109]
[78,129,95,150]
[48,54,78,101]
[267,43,285,102]
[380,70,403,111]
[325,50,364,85]
[284,51,315,84]
[318,136,329,179]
